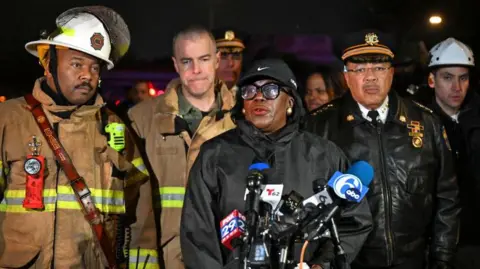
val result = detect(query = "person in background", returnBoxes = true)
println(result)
[214,29,247,95]
[129,80,153,104]
[422,37,480,269]
[303,67,336,111]
[128,24,236,269]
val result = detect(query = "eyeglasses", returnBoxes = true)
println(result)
[240,83,289,100]
[345,66,391,76]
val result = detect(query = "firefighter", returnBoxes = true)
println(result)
[0,6,158,268]
[213,28,246,95]
[128,25,236,268]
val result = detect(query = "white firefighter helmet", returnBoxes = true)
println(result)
[428,37,474,68]
[25,6,130,70]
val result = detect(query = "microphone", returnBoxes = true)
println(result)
[260,184,284,215]
[244,163,270,237]
[220,209,247,250]
[304,161,374,241]
[243,162,271,269]
[327,161,373,203]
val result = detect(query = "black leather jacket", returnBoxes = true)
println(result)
[304,91,460,268]
[414,89,480,246]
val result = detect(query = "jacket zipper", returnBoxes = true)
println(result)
[376,124,394,265]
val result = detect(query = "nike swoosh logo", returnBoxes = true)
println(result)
[257,67,269,71]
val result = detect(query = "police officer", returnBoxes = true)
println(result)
[424,37,480,269]
[0,6,157,268]
[305,30,460,269]
[214,28,246,95]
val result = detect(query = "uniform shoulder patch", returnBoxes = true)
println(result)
[310,103,336,116]
[412,101,433,114]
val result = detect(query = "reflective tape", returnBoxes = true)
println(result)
[0,186,125,214]
[0,189,57,212]
[132,158,149,176]
[57,186,125,214]
[155,187,185,208]
[129,249,159,269]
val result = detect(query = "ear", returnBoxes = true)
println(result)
[172,56,179,74]
[288,97,295,107]
[428,73,435,88]
[343,71,352,89]
[215,51,221,69]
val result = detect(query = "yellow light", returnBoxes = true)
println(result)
[0,96,6,102]
[429,16,442,24]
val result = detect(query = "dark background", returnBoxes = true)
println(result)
[1,0,479,100]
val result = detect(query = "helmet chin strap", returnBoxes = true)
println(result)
[48,45,74,106]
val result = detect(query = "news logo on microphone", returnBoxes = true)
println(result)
[220,210,246,250]
[327,171,369,203]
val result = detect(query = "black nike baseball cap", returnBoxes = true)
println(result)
[237,58,298,90]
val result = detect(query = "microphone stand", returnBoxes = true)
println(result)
[329,219,350,269]
[243,170,264,269]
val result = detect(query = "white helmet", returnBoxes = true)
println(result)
[25,6,130,70]
[428,37,474,68]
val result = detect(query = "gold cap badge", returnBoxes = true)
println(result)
[365,33,379,46]
[225,30,235,41]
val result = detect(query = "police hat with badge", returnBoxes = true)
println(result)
[213,28,247,54]
[339,29,396,63]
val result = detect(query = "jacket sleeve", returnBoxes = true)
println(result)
[0,104,6,200]
[310,141,373,267]
[106,111,160,268]
[430,120,460,264]
[180,144,224,269]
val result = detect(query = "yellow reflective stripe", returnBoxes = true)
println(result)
[0,186,125,214]
[156,187,185,208]
[132,157,149,176]
[159,187,185,195]
[4,189,57,198]
[56,186,125,214]
[0,189,57,213]
[129,249,159,268]
[160,200,183,208]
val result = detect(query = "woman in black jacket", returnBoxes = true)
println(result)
[180,59,372,269]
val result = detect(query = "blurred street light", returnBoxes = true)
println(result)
[429,15,442,25]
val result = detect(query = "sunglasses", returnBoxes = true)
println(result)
[240,83,289,100]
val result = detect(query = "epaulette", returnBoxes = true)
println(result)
[412,101,433,114]
[310,103,335,116]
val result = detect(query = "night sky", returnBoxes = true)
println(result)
[2,0,479,97]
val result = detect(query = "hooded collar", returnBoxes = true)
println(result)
[31,77,105,122]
